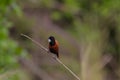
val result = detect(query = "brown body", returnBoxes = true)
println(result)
[48,36,59,58]
[49,40,59,58]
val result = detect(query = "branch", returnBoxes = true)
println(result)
[21,34,48,52]
[55,58,80,80]
[21,34,80,80]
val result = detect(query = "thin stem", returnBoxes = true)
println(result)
[21,34,80,80]
[21,34,48,51]
[55,58,80,80]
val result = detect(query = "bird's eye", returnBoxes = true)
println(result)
[48,39,51,42]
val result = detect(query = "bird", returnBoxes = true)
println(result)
[48,36,59,58]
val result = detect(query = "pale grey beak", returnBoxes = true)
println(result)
[48,39,51,42]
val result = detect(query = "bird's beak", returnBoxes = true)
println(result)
[48,39,51,42]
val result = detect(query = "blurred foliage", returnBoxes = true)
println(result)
[0,27,27,73]
[48,0,120,59]
[38,0,120,79]
[1,0,120,80]
[0,0,27,80]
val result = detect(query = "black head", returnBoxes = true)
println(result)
[48,36,55,46]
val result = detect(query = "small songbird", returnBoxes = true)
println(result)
[48,36,59,58]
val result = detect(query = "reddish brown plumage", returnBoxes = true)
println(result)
[48,36,59,58]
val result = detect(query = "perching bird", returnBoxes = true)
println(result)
[48,36,59,58]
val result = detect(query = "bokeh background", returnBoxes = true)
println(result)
[1,0,120,80]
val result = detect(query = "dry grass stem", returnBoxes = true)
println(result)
[21,33,80,80]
